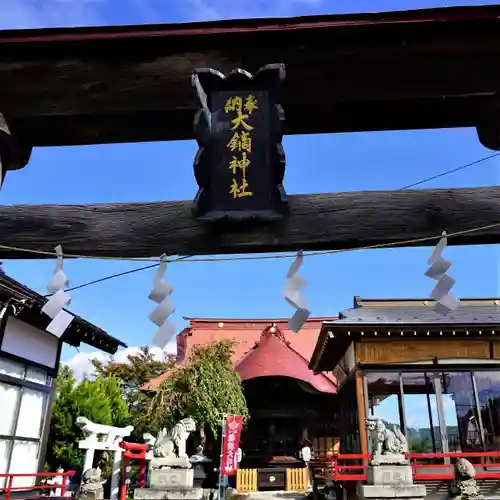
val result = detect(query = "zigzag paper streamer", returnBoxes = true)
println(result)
[148,254,176,348]
[41,245,73,338]
[425,231,459,316]
[283,251,311,333]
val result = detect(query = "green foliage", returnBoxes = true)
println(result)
[147,340,249,438]
[45,365,129,471]
[47,341,247,471]
[92,346,174,439]
[408,436,433,453]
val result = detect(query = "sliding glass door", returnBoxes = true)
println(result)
[363,369,498,454]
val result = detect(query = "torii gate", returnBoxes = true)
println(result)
[0,6,500,257]
[76,417,134,500]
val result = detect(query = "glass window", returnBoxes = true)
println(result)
[0,355,51,485]
[25,368,47,385]
[0,383,20,435]
[16,389,46,439]
[440,372,478,451]
[0,359,24,379]
[474,371,500,451]
[401,373,441,453]
[364,370,483,455]
[9,441,39,488]
[366,372,402,431]
[0,440,11,488]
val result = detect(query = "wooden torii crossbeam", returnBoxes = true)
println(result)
[0,187,498,258]
[1,6,500,259]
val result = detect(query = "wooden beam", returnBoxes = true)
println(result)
[3,5,500,146]
[0,186,499,259]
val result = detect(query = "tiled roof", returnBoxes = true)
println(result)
[142,317,336,390]
[235,326,336,393]
[331,298,500,325]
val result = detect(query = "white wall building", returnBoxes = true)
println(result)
[0,273,127,487]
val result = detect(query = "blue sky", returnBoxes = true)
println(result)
[1,0,499,411]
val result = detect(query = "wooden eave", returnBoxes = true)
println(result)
[2,4,500,146]
[0,274,127,354]
[309,321,500,373]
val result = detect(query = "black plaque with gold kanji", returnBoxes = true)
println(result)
[192,64,288,222]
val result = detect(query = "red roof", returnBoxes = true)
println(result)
[235,326,336,393]
[142,317,337,390]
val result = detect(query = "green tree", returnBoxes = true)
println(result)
[92,347,174,439]
[147,340,249,442]
[45,365,129,471]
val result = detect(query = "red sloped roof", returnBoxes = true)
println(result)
[235,327,336,394]
[141,317,337,390]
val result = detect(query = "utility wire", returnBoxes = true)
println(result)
[3,151,500,294]
[398,152,500,190]
[0,151,497,263]
[53,220,500,293]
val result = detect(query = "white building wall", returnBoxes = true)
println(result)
[0,317,60,487]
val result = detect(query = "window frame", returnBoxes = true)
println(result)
[0,355,52,482]
[362,367,500,454]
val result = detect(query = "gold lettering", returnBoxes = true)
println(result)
[227,131,252,153]
[228,153,251,176]
[224,96,243,114]
[244,94,259,114]
[230,177,253,199]
[231,110,253,131]
[224,93,259,199]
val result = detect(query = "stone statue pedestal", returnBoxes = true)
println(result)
[362,418,425,500]
[149,469,194,489]
[135,458,203,500]
[367,464,413,486]
[134,466,202,500]
[134,488,203,500]
[360,460,426,500]
[135,417,202,500]
[151,457,192,470]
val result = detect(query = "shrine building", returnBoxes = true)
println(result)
[145,297,500,493]
[0,272,127,487]
[309,297,500,458]
[143,317,341,469]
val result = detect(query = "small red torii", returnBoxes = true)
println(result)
[119,441,149,500]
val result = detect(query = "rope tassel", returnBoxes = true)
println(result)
[283,251,310,332]
[41,245,74,337]
[148,254,176,348]
[425,231,459,315]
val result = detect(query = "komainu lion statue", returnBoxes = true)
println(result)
[151,417,197,458]
[365,417,408,456]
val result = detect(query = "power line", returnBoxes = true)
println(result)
[43,256,192,297]
[55,220,500,293]
[398,152,500,190]
[0,151,497,263]
[2,151,499,294]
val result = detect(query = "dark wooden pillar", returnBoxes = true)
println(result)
[355,372,368,458]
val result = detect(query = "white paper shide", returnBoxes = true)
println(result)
[41,245,74,338]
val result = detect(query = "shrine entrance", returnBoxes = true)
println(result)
[238,375,337,491]
[242,376,339,462]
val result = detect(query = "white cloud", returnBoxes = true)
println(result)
[64,342,177,381]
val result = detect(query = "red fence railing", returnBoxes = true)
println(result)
[408,452,500,481]
[0,470,75,500]
[328,451,500,482]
